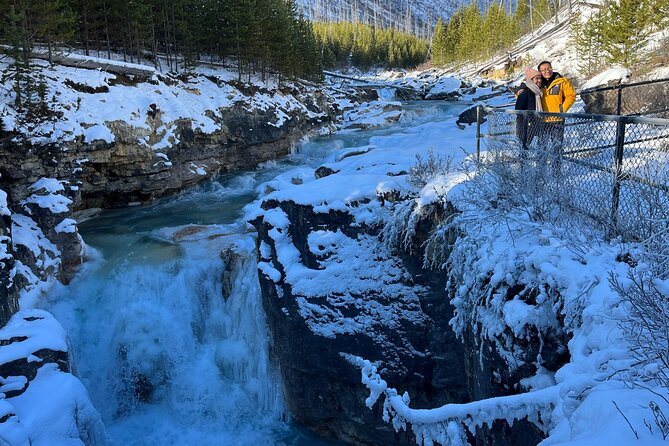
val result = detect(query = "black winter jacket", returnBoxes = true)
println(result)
[515,82,537,111]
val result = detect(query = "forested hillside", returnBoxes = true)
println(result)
[0,0,322,83]
[314,22,429,69]
[431,0,669,71]
[297,0,460,37]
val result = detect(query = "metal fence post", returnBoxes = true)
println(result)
[476,106,482,164]
[616,87,623,116]
[610,118,626,236]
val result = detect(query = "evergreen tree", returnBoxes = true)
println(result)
[31,0,76,63]
[514,0,532,34]
[443,7,464,64]
[601,0,652,67]
[431,18,447,66]
[1,1,32,109]
[571,10,606,75]
[457,3,482,62]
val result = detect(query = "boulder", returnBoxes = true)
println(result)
[456,105,488,129]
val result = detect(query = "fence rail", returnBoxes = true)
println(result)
[477,106,669,241]
[579,77,669,118]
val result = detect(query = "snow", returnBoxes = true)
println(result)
[10,363,106,446]
[21,179,72,214]
[0,189,9,216]
[0,310,105,446]
[0,310,68,364]
[581,68,631,91]
[82,124,114,144]
[425,76,462,98]
[0,59,327,147]
[341,100,403,129]
[11,214,60,263]
[54,218,77,234]
[30,178,65,194]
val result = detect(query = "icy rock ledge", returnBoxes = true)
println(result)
[0,309,106,446]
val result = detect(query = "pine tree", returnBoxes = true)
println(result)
[457,3,482,62]
[31,0,76,63]
[601,0,652,67]
[2,1,32,110]
[444,7,464,64]
[431,18,447,66]
[571,10,606,75]
[514,0,532,34]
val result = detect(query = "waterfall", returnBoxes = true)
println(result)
[47,223,287,446]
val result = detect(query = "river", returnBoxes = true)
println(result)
[44,100,467,446]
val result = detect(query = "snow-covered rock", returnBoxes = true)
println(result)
[341,101,403,129]
[425,76,463,100]
[0,309,106,446]
[0,60,337,210]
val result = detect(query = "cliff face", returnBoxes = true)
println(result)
[0,87,336,211]
[252,198,464,445]
[0,193,19,327]
[252,191,570,445]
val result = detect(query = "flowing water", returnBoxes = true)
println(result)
[44,101,466,446]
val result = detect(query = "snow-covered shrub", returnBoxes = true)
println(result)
[381,150,457,255]
[445,212,572,374]
[407,149,454,189]
[610,267,669,439]
[611,268,669,389]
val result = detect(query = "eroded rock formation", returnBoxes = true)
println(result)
[252,192,571,446]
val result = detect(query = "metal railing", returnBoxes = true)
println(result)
[476,107,669,240]
[579,77,669,118]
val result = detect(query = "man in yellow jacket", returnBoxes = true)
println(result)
[537,61,576,170]
[538,61,576,114]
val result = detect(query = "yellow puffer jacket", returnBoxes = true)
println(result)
[541,74,576,117]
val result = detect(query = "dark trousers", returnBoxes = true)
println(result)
[542,120,565,173]
[516,115,543,151]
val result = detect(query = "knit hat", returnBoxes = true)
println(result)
[524,67,542,80]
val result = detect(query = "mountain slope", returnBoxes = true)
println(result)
[297,0,461,35]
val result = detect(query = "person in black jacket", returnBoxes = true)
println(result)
[515,67,544,150]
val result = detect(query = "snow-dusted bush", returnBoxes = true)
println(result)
[612,268,669,387]
[381,149,457,256]
[407,149,454,189]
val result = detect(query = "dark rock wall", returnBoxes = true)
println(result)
[253,196,568,446]
[0,206,19,327]
[252,200,439,445]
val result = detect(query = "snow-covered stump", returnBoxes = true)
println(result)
[0,310,106,446]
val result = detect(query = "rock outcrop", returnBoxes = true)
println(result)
[252,189,571,445]
[251,199,454,445]
[0,309,106,446]
[0,89,336,210]
[0,191,19,327]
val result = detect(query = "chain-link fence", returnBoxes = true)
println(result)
[580,78,669,118]
[479,107,669,241]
